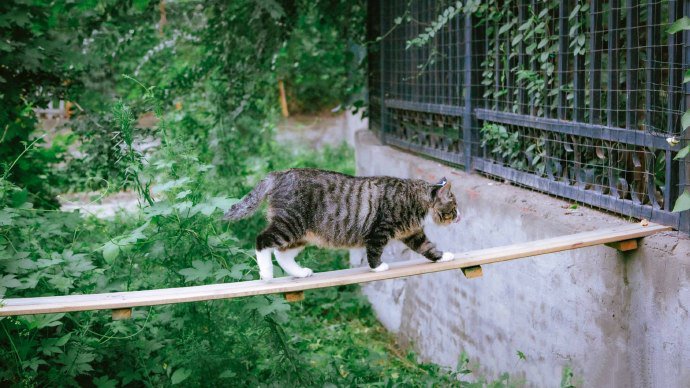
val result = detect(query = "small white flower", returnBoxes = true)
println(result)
[667,136,680,146]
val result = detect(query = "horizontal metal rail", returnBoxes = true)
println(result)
[474,109,679,152]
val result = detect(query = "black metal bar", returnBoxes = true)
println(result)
[573,2,585,122]
[387,136,465,166]
[463,12,473,170]
[516,0,526,115]
[386,99,465,117]
[666,0,683,211]
[484,14,490,110]
[607,0,620,127]
[589,1,602,124]
[645,0,660,133]
[680,0,690,231]
[473,158,680,226]
[625,0,639,131]
[474,108,681,151]
[557,0,568,120]
[505,3,514,114]
[494,10,501,111]
[436,0,442,106]
[379,0,386,142]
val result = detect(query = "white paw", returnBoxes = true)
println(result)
[260,270,274,281]
[439,252,455,262]
[293,267,314,278]
[371,262,389,272]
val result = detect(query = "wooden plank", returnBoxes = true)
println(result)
[284,291,304,303]
[111,308,132,320]
[605,239,638,252]
[0,223,670,317]
[461,265,483,279]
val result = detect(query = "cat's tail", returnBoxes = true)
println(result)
[223,175,274,221]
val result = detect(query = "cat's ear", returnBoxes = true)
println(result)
[431,177,450,199]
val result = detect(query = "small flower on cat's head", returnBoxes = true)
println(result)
[667,136,680,146]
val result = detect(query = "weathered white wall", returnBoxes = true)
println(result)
[352,130,690,387]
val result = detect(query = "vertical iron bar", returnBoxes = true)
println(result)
[517,0,527,115]
[557,0,569,120]
[573,3,585,122]
[589,0,602,124]
[680,0,690,231]
[645,1,660,132]
[505,4,513,113]
[530,0,538,116]
[666,0,682,211]
[379,0,386,142]
[484,16,490,110]
[494,11,501,111]
[625,0,639,131]
[464,13,474,170]
[607,0,620,127]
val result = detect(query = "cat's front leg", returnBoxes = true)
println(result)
[402,230,454,262]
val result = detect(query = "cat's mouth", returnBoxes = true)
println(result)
[435,211,461,225]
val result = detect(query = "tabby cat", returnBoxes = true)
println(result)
[223,168,459,280]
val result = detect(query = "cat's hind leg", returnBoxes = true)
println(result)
[275,243,313,278]
[256,221,307,280]
[365,242,389,272]
[255,248,274,281]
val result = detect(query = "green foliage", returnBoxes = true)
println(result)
[275,0,366,113]
[0,1,530,385]
[406,1,463,49]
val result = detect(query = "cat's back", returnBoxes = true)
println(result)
[267,169,427,247]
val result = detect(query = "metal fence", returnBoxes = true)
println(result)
[368,0,690,232]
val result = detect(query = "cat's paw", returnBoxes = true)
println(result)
[293,267,314,278]
[260,270,274,281]
[438,252,455,262]
[371,262,389,272]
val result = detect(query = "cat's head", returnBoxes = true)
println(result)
[430,177,460,225]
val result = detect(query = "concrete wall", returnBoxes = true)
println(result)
[351,130,690,387]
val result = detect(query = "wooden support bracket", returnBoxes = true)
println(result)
[461,265,483,279]
[284,291,304,302]
[111,308,132,320]
[605,239,638,252]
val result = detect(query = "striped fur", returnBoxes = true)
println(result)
[223,168,459,278]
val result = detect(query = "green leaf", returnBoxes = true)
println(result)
[0,209,17,226]
[682,111,690,132]
[673,191,690,212]
[219,370,237,378]
[171,368,192,385]
[93,376,118,388]
[684,70,690,84]
[55,333,72,346]
[674,145,690,160]
[22,357,48,372]
[102,242,120,262]
[57,349,95,376]
[0,274,21,288]
[517,350,526,360]
[175,190,192,199]
[178,260,215,282]
[668,16,690,34]
[20,313,65,330]
[498,21,514,36]
[132,0,150,12]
